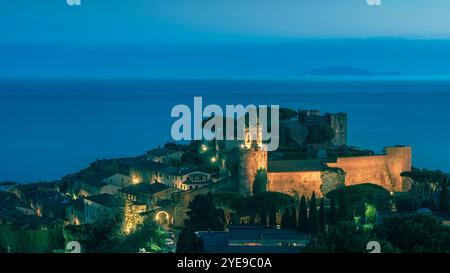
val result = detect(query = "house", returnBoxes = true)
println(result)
[82,194,125,224]
[66,198,84,225]
[119,157,168,184]
[120,182,170,208]
[102,173,133,189]
[76,171,125,197]
[157,166,212,190]
[145,148,183,163]
[196,225,310,253]
[78,178,120,197]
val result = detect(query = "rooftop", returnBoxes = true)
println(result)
[85,193,124,208]
[268,160,325,173]
[121,182,169,195]
[228,225,310,242]
[77,170,118,188]
[160,166,199,176]
[196,225,310,253]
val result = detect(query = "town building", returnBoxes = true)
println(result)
[145,147,183,163]
[157,166,212,190]
[120,182,170,208]
[196,225,310,253]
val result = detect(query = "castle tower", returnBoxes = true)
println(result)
[238,124,268,196]
[326,112,347,146]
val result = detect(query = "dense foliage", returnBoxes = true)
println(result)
[63,214,168,253]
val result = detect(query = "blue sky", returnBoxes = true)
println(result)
[1,0,450,78]
[2,0,450,45]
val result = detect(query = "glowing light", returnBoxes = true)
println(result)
[132,174,140,184]
[122,201,143,235]
[155,211,170,225]
[211,157,217,163]
[201,144,207,152]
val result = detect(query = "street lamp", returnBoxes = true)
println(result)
[201,144,207,152]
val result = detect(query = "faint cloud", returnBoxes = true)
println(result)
[367,0,382,6]
[66,0,81,6]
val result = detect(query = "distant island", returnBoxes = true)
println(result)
[302,65,402,77]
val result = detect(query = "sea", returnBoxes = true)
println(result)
[1,78,449,183]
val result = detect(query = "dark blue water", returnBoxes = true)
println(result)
[1,79,450,182]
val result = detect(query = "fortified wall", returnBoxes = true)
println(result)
[268,170,323,198]
[327,146,412,192]
[241,145,411,198]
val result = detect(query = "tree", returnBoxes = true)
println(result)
[328,197,337,226]
[187,193,224,231]
[308,192,319,235]
[298,195,308,232]
[376,214,450,253]
[306,221,371,253]
[269,205,277,227]
[230,213,240,225]
[259,207,268,226]
[319,199,326,232]
[290,206,298,229]
[439,177,449,212]
[176,224,196,253]
[279,108,298,121]
[402,168,447,210]
[253,169,268,195]
[228,191,294,219]
[281,208,291,229]
[306,123,335,144]
[337,189,351,222]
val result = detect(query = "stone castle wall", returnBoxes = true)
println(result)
[268,171,323,198]
[266,147,411,197]
[327,146,412,192]
[170,177,238,228]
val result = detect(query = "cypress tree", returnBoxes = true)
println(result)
[290,206,298,229]
[260,206,267,226]
[329,197,337,226]
[269,205,277,227]
[308,192,319,235]
[176,223,195,253]
[337,189,351,222]
[439,177,449,212]
[253,169,268,195]
[319,198,326,232]
[281,207,290,229]
[298,195,308,232]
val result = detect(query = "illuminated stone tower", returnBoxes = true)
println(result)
[238,124,268,196]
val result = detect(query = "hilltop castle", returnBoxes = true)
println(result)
[238,112,411,198]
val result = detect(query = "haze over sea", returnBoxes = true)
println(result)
[1,78,449,183]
